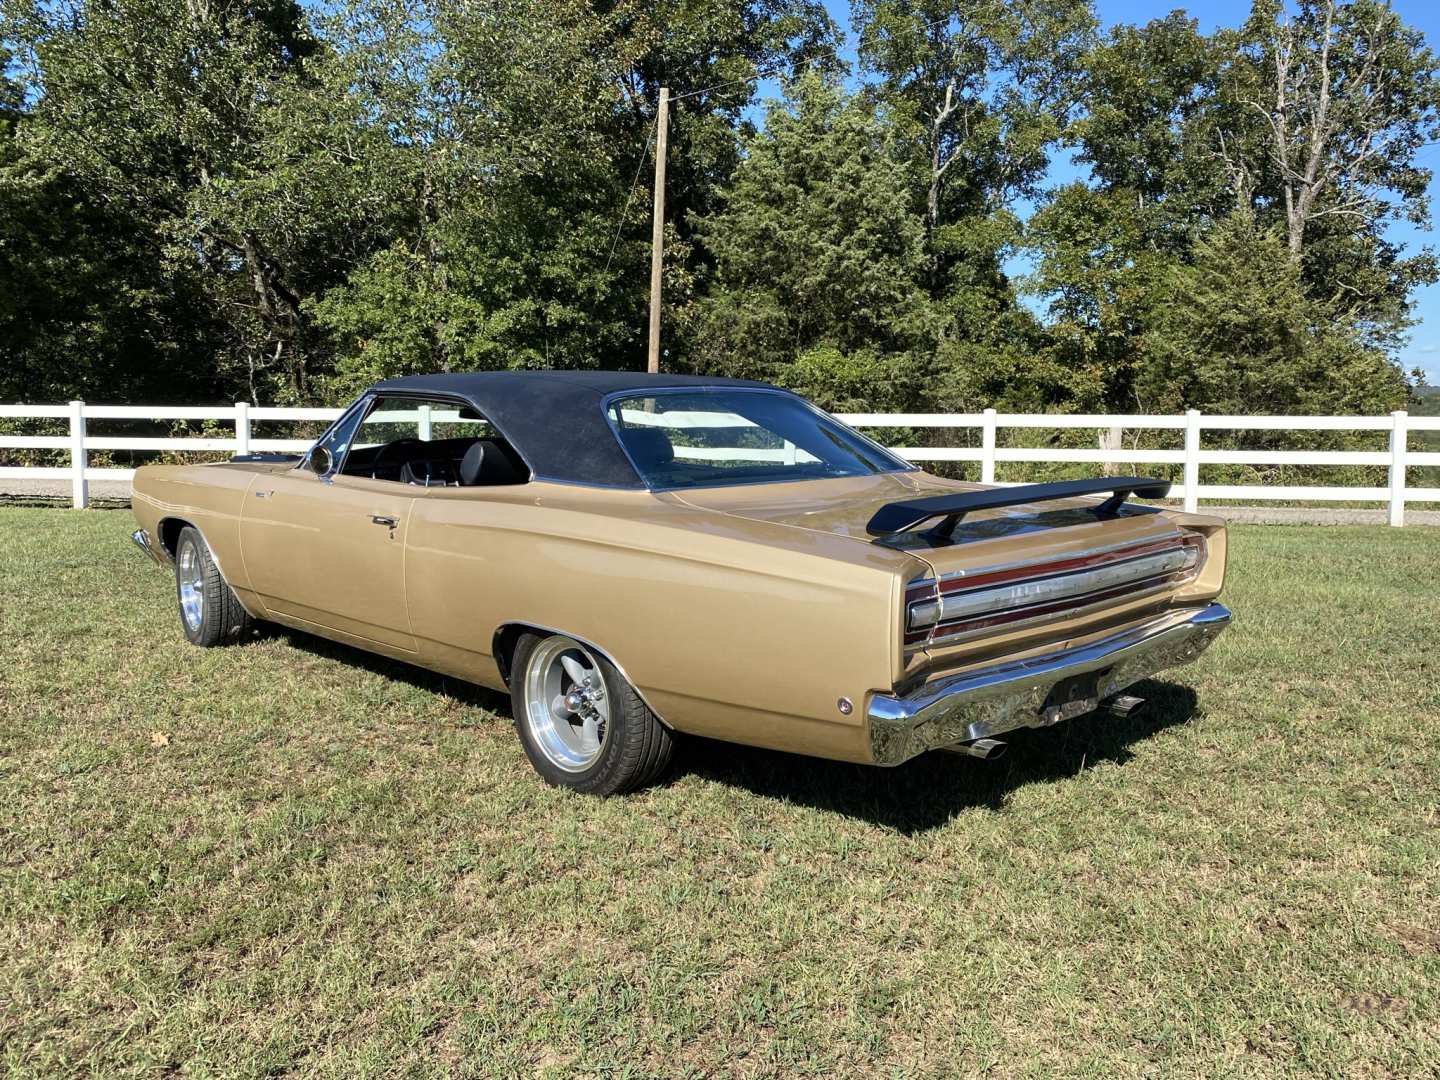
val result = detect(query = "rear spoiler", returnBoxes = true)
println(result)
[866,476,1172,539]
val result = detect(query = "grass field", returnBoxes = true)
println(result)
[1,509,1437,1077]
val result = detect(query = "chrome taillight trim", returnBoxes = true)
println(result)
[907,596,941,631]
[932,533,1186,590]
[923,573,1182,648]
[904,533,1207,650]
[936,545,1196,624]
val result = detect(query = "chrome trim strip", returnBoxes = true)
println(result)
[921,575,1181,649]
[869,603,1232,765]
[933,532,1186,585]
[936,547,1194,623]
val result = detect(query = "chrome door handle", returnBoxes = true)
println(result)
[370,515,398,527]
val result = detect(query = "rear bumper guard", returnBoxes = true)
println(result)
[867,603,1231,765]
[130,528,164,566]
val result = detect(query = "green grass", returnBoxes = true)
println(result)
[1,510,1437,1077]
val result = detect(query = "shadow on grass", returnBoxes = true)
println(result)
[670,680,1199,834]
[259,625,1196,834]
[263,625,513,716]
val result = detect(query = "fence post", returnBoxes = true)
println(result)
[981,408,997,485]
[1099,425,1123,477]
[1183,409,1201,514]
[234,401,251,456]
[68,399,88,509]
[419,403,433,441]
[1389,410,1408,527]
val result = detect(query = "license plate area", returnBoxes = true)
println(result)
[1038,671,1104,726]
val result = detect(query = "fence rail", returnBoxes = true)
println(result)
[2,402,1438,525]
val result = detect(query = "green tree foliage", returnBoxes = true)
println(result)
[2,0,835,401]
[1029,1,1438,416]
[1137,211,1407,415]
[849,0,1095,411]
[0,39,219,403]
[0,0,1436,419]
[687,74,931,404]
[3,0,332,398]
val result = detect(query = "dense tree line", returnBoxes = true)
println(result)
[2,0,1436,416]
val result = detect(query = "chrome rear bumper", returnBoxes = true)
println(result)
[130,528,163,565]
[868,603,1231,765]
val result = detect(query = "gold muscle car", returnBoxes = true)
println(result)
[129,372,1230,794]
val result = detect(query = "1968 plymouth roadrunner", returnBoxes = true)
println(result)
[130,371,1230,794]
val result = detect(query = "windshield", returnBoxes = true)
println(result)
[605,390,911,491]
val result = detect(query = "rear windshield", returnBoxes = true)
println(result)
[605,390,911,490]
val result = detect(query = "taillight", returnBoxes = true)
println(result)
[907,596,941,631]
[904,533,1206,649]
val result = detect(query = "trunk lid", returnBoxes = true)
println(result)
[673,472,1196,672]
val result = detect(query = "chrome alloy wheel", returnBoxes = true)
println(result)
[177,538,205,632]
[522,636,610,772]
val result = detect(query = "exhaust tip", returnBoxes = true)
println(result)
[948,737,1007,761]
[1102,693,1148,719]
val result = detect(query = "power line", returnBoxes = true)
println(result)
[601,111,659,281]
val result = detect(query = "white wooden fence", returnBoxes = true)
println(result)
[2,402,1438,525]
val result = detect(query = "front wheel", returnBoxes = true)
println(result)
[510,632,674,795]
[174,525,255,647]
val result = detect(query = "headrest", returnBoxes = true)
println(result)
[460,439,526,486]
[621,426,675,470]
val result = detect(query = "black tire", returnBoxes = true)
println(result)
[174,525,255,647]
[509,631,674,795]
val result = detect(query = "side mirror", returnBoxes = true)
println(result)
[309,446,333,476]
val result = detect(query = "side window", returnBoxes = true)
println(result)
[336,396,523,487]
[309,398,369,473]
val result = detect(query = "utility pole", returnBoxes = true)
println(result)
[647,87,670,374]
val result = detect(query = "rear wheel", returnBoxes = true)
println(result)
[174,526,254,647]
[510,632,673,795]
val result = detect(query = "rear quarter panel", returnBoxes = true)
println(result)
[405,483,929,763]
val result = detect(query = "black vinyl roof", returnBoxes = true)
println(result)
[371,370,772,488]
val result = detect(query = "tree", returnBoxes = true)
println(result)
[853,0,1092,235]
[0,38,221,403]
[688,73,933,406]
[3,0,332,397]
[295,0,841,392]
[1138,210,1407,416]
[1028,3,1436,412]
[851,0,1092,410]
[1223,0,1440,259]
[1214,0,1440,354]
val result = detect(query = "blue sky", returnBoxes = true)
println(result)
[804,0,1440,385]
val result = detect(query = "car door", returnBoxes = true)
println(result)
[237,395,427,652]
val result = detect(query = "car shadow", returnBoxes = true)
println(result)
[251,625,1196,834]
[259,625,513,716]
[668,680,1199,835]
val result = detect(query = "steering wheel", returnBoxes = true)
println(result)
[369,437,426,480]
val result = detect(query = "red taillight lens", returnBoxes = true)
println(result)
[904,533,1206,649]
